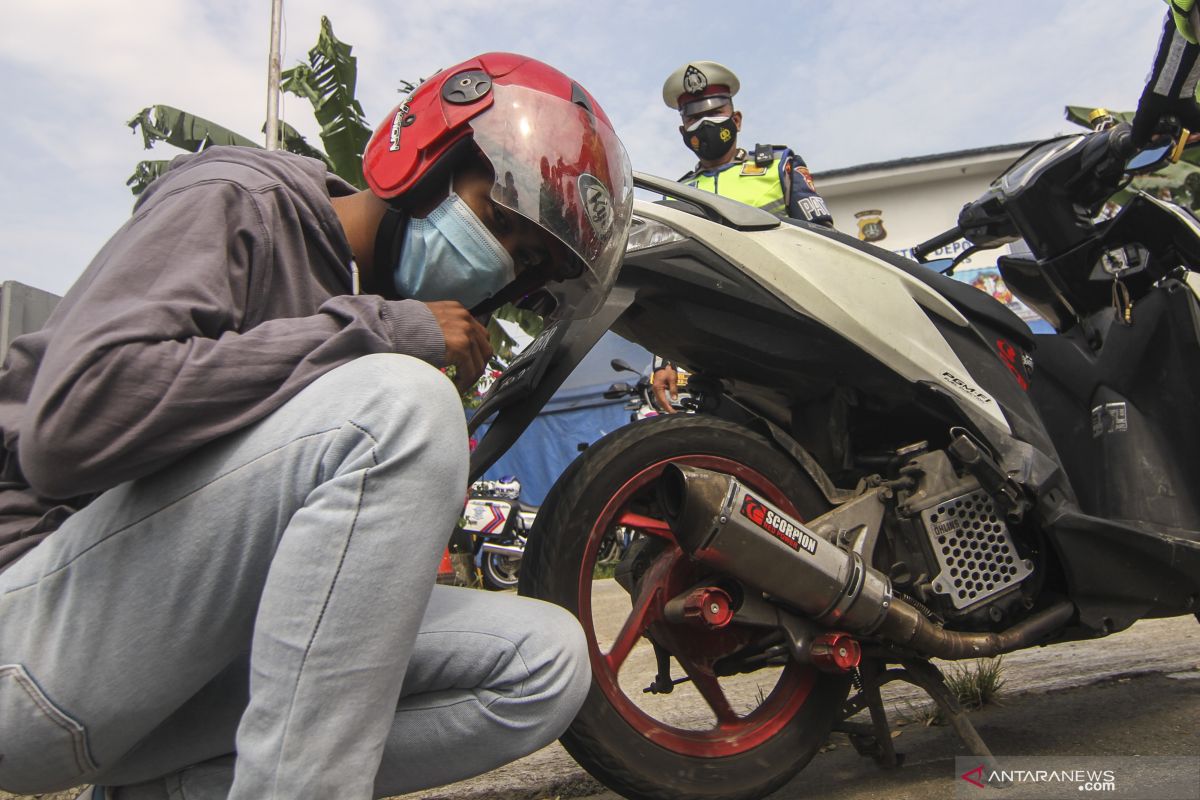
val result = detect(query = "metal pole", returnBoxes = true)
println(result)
[264,0,284,150]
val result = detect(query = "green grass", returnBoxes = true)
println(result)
[944,656,1007,710]
[901,656,1007,726]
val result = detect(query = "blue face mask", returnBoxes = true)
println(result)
[394,189,516,308]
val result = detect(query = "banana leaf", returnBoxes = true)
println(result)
[280,16,371,188]
[125,159,172,196]
[128,105,260,152]
[126,106,261,194]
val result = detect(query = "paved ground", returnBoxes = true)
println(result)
[768,670,1199,800]
[393,593,1200,800]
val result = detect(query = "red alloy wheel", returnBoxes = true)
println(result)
[576,454,816,758]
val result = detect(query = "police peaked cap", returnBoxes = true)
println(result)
[662,60,740,115]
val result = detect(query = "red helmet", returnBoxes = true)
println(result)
[364,53,633,320]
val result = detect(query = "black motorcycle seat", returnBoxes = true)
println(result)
[800,223,1036,351]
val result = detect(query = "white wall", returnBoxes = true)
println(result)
[813,146,1029,266]
[0,281,60,359]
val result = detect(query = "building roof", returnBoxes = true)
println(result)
[813,141,1040,181]
[811,141,1041,197]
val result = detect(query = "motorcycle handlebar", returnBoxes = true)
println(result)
[911,226,963,262]
[1107,125,1135,159]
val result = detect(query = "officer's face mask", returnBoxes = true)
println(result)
[681,115,738,161]
[394,185,516,308]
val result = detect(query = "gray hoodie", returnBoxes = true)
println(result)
[0,146,445,572]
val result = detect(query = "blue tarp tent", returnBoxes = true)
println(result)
[474,332,651,506]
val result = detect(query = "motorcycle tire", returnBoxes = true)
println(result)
[519,415,850,800]
[482,550,522,591]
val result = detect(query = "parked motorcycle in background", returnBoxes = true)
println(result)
[605,358,695,420]
[447,477,534,591]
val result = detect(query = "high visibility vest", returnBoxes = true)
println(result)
[683,151,788,217]
[1169,0,1198,44]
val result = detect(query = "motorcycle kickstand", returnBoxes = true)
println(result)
[835,656,1009,777]
[834,658,904,769]
[643,639,690,695]
[898,658,1005,780]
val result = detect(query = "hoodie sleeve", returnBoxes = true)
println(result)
[18,177,446,499]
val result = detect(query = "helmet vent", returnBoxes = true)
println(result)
[443,70,492,104]
[570,82,595,119]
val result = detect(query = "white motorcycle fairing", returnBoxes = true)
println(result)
[630,200,1012,433]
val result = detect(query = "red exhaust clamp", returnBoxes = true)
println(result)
[665,586,735,629]
[809,632,861,673]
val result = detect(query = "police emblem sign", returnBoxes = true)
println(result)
[855,209,887,243]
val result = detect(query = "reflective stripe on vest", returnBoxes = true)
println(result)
[685,159,786,216]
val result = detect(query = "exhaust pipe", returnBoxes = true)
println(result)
[659,463,893,633]
[480,542,524,558]
[660,464,1073,660]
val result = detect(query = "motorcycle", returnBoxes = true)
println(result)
[606,358,695,420]
[466,125,1200,800]
[449,477,535,591]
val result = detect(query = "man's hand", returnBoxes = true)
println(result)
[426,301,492,393]
[651,365,679,414]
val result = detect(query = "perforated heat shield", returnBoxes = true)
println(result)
[920,489,1033,610]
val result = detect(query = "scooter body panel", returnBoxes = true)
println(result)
[632,202,1012,432]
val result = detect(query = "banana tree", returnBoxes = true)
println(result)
[278,15,372,188]
[127,16,366,193]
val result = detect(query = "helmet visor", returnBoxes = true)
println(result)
[468,83,634,319]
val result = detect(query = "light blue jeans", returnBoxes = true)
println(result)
[0,354,589,799]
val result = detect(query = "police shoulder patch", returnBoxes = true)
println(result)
[796,166,817,191]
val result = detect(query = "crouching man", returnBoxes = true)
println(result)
[0,52,632,800]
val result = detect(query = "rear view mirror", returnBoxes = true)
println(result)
[1126,143,1172,173]
[610,358,638,375]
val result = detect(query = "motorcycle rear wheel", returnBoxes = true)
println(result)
[519,415,850,800]
[482,550,522,590]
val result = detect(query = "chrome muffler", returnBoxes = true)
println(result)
[660,464,1073,660]
[480,542,524,558]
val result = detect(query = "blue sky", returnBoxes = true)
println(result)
[0,1,1162,295]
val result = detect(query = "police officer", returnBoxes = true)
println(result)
[663,60,833,225]
[651,60,833,410]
